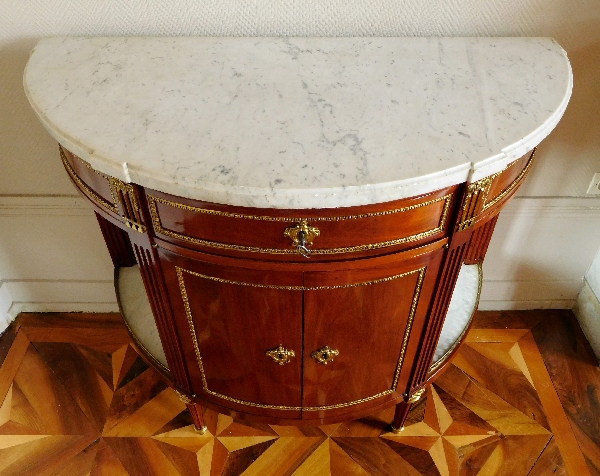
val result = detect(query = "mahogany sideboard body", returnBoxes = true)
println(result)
[59,144,535,426]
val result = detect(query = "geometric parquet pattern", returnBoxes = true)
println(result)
[0,310,599,475]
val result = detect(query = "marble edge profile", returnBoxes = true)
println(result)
[470,45,573,182]
[24,39,573,210]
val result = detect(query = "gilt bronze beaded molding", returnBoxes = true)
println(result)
[147,193,452,255]
[176,266,426,411]
[60,146,146,233]
[457,149,536,231]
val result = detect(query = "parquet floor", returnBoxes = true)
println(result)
[0,311,599,475]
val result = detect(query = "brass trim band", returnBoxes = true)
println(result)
[176,267,422,292]
[150,193,452,222]
[60,146,119,214]
[148,193,452,255]
[457,149,536,231]
[60,146,146,233]
[481,148,536,212]
[174,389,193,405]
[176,265,426,411]
[407,387,426,404]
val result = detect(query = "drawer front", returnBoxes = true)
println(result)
[457,149,535,231]
[147,186,457,259]
[61,146,147,233]
[60,146,117,215]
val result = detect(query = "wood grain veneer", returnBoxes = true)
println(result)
[59,144,536,430]
[1,310,596,475]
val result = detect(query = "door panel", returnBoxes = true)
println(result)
[302,248,444,416]
[161,252,303,417]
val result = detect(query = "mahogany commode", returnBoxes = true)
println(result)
[24,37,572,433]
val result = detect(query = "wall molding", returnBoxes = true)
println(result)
[501,196,600,215]
[1,194,600,333]
[478,278,580,310]
[0,195,89,216]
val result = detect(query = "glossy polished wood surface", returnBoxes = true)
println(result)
[301,246,444,419]
[146,186,458,261]
[1,310,597,475]
[60,144,537,426]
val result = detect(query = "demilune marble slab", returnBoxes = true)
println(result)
[24,37,572,208]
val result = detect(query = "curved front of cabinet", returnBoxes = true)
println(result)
[160,249,305,420]
[157,240,446,421]
[300,243,445,420]
[58,144,538,425]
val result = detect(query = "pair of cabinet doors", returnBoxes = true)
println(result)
[160,240,445,420]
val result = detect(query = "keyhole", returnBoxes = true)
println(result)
[322,353,329,360]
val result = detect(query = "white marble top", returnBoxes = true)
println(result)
[24,37,572,209]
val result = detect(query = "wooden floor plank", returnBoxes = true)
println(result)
[528,437,568,476]
[33,342,113,432]
[471,310,548,330]
[0,331,29,406]
[0,310,598,475]
[0,321,19,368]
[518,330,591,475]
[18,312,131,352]
[531,312,600,456]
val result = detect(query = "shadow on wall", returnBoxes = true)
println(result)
[0,38,75,195]
[521,35,600,197]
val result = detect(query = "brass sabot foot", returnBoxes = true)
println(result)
[194,425,208,435]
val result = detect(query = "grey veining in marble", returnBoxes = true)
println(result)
[25,37,572,209]
[118,265,169,370]
[433,263,481,363]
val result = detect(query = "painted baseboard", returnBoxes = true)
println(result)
[0,195,117,334]
[478,278,580,310]
[0,279,119,334]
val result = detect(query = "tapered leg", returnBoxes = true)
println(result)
[391,386,428,433]
[390,401,412,433]
[95,212,136,267]
[187,402,208,434]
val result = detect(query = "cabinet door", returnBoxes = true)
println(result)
[161,251,304,418]
[301,246,444,418]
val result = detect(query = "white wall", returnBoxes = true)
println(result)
[1,1,600,332]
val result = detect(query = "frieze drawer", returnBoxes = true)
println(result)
[146,186,458,260]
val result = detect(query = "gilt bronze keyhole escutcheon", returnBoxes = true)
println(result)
[311,345,340,365]
[266,345,295,365]
[284,220,320,258]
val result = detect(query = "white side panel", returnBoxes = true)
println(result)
[0,281,13,334]
[573,280,600,362]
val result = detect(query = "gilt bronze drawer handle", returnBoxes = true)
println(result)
[310,345,340,365]
[284,220,320,258]
[266,345,296,365]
